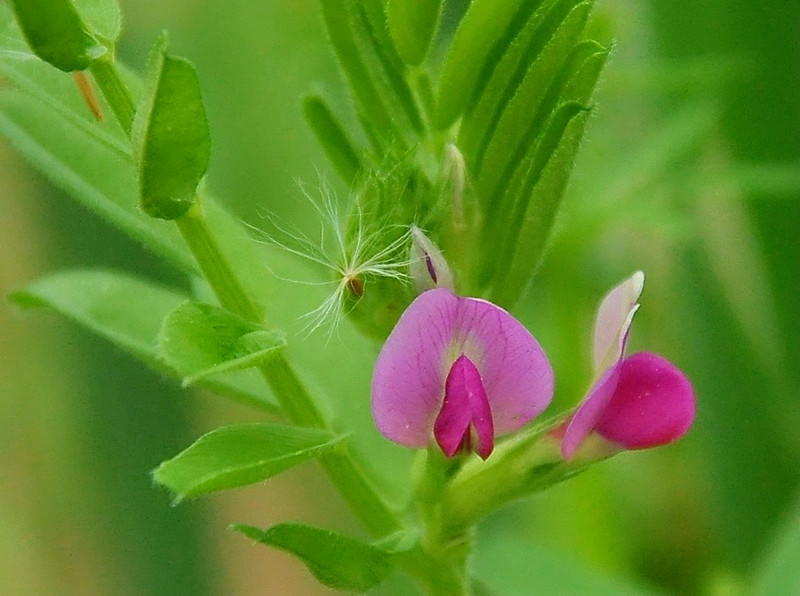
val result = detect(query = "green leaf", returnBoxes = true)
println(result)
[9,0,106,71]
[0,94,192,268]
[131,31,210,220]
[484,102,590,304]
[74,0,121,46]
[0,32,196,271]
[9,268,186,363]
[387,0,442,66]
[559,40,608,103]
[8,269,279,412]
[0,3,12,28]
[232,523,393,592]
[153,424,344,501]
[472,2,594,193]
[319,0,424,148]
[358,0,424,134]
[434,0,536,129]
[302,94,361,183]
[0,22,272,315]
[491,106,590,306]
[458,0,586,168]
[477,42,607,292]
[158,301,285,386]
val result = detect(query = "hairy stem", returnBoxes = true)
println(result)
[410,449,474,596]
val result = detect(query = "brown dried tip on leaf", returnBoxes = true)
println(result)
[73,71,103,121]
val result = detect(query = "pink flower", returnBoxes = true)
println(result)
[372,288,554,459]
[561,272,696,460]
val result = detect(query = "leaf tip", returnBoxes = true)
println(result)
[230,523,262,541]
[6,289,43,308]
[152,467,187,505]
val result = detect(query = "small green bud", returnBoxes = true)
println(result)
[444,144,466,227]
[409,225,454,293]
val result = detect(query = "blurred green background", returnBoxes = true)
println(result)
[1,1,798,595]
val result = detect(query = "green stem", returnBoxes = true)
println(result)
[318,448,403,536]
[410,449,473,596]
[261,361,401,534]
[444,434,565,531]
[175,202,262,323]
[442,414,596,532]
[175,198,402,537]
[89,55,135,134]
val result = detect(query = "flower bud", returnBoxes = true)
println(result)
[409,225,454,293]
[561,272,696,461]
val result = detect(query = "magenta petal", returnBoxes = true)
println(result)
[372,288,554,450]
[595,352,696,450]
[561,363,622,460]
[372,289,458,448]
[453,297,554,435]
[593,271,644,372]
[434,354,494,459]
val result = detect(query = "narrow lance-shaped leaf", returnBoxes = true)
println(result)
[158,301,285,386]
[131,31,210,220]
[9,0,106,71]
[302,95,361,184]
[387,0,443,66]
[7,269,280,412]
[476,100,584,294]
[153,424,345,502]
[491,104,591,307]
[319,0,398,149]
[357,0,424,134]
[434,0,533,129]
[478,40,608,304]
[493,47,609,305]
[474,1,593,194]
[232,523,394,592]
[458,0,585,167]
[480,39,607,215]
[559,41,610,100]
